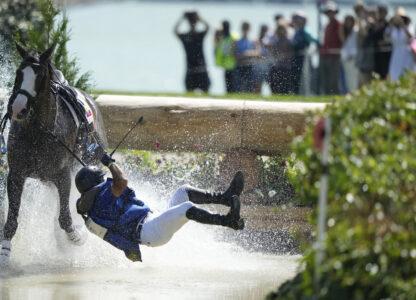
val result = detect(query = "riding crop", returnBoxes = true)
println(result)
[109,116,143,157]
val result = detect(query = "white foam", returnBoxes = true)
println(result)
[2,176,300,273]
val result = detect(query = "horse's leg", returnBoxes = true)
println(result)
[53,167,86,246]
[1,171,25,258]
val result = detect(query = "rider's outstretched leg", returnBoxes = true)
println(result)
[186,195,244,230]
[140,180,245,248]
[186,171,244,207]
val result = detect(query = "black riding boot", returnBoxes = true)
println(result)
[186,195,244,230]
[186,171,244,207]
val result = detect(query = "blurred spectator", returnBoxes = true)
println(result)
[320,1,343,95]
[291,11,318,94]
[374,5,392,79]
[253,24,271,94]
[234,21,259,93]
[385,7,415,81]
[273,13,284,39]
[355,2,377,87]
[341,15,359,93]
[274,13,294,39]
[274,13,284,23]
[215,20,238,93]
[174,11,210,93]
[214,26,223,52]
[268,20,293,94]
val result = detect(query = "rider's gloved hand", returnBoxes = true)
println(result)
[101,152,115,167]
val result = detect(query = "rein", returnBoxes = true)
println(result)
[34,116,87,167]
[13,89,36,104]
[0,85,38,135]
[0,108,86,166]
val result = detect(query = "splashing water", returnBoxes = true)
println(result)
[0,42,300,299]
[0,174,300,299]
[0,37,13,103]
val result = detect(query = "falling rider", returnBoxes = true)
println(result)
[75,153,245,261]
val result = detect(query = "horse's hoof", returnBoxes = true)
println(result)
[67,225,88,246]
[0,255,24,276]
[0,253,10,267]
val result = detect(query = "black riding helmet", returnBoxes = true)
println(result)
[75,166,106,194]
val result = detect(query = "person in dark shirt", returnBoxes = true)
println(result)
[374,5,392,80]
[174,11,210,93]
[268,19,293,94]
[234,21,260,93]
[291,11,318,95]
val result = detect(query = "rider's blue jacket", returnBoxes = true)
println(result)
[79,178,150,261]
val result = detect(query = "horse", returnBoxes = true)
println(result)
[0,43,108,259]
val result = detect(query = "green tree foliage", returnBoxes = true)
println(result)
[0,0,41,49]
[268,74,416,300]
[1,0,91,90]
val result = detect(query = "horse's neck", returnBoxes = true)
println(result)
[34,79,57,129]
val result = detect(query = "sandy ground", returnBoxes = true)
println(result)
[0,254,300,300]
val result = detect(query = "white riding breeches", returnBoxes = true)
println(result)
[140,185,194,247]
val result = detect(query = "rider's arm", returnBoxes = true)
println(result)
[109,163,128,197]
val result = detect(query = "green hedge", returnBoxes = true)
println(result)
[268,74,416,300]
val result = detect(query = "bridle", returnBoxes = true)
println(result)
[0,59,50,152]
[7,60,49,121]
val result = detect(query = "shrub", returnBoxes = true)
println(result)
[122,150,297,206]
[268,74,416,299]
[122,150,223,190]
[259,155,297,205]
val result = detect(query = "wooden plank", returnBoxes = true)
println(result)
[96,95,326,155]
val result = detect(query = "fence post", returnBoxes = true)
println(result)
[314,115,331,288]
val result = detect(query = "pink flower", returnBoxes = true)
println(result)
[194,142,201,149]
[155,141,160,149]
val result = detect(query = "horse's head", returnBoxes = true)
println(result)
[9,43,55,121]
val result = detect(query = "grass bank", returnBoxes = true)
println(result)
[92,90,334,103]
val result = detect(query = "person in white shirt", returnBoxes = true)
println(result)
[341,15,359,93]
[385,7,415,81]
